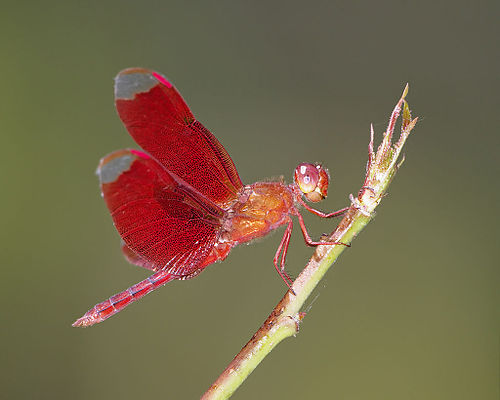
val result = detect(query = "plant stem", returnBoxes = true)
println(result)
[201,85,418,400]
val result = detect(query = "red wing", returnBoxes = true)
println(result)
[97,149,224,277]
[121,241,159,271]
[114,68,243,207]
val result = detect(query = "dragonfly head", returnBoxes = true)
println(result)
[294,163,329,203]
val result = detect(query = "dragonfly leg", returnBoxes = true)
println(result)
[297,195,349,218]
[273,220,295,293]
[296,211,350,247]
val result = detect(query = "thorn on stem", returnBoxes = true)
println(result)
[397,153,406,169]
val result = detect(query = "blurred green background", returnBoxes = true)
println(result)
[1,1,498,399]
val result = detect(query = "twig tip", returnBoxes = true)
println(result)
[402,83,409,99]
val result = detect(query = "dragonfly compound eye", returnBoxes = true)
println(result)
[294,163,329,203]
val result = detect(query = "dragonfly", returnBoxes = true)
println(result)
[73,68,348,327]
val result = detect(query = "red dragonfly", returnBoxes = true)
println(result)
[73,68,348,327]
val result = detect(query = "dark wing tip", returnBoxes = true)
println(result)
[96,150,136,184]
[115,68,173,100]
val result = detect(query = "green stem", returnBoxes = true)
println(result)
[201,85,418,400]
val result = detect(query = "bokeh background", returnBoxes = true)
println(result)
[1,1,498,399]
